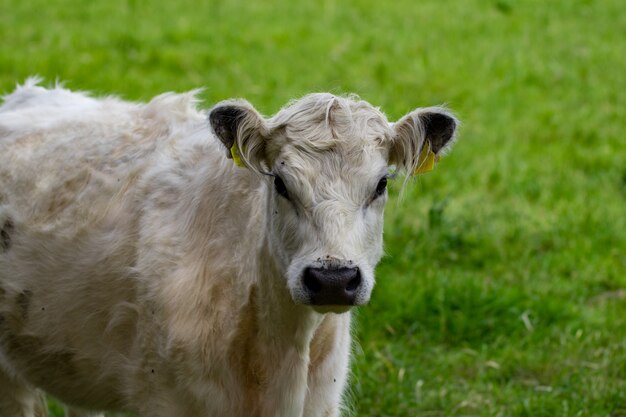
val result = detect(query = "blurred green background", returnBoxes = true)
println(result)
[1,0,625,415]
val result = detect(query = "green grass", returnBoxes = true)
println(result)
[1,0,625,415]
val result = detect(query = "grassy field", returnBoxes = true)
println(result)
[1,0,625,415]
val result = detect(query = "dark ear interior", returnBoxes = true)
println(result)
[390,107,458,173]
[208,100,270,170]
[209,105,247,159]
[421,111,457,154]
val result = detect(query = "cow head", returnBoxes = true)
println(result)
[210,94,457,313]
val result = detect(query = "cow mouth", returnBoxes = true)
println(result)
[310,304,353,314]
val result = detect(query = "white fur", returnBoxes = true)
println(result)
[0,81,457,417]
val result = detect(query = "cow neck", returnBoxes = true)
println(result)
[253,236,324,357]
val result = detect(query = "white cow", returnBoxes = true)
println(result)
[0,79,458,417]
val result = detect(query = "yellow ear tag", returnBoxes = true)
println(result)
[413,146,439,175]
[230,143,245,167]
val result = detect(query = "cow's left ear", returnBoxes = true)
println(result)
[209,100,271,172]
[389,107,458,175]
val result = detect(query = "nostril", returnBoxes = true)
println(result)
[303,268,323,293]
[345,270,361,292]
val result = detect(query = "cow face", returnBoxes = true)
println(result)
[210,94,457,313]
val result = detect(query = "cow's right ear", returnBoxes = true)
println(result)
[209,100,270,172]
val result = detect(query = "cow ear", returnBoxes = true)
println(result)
[389,107,458,175]
[209,100,270,172]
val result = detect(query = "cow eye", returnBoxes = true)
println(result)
[274,176,290,200]
[373,177,387,199]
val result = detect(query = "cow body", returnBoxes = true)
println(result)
[0,80,457,417]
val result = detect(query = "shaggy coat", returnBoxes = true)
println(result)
[0,80,457,417]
